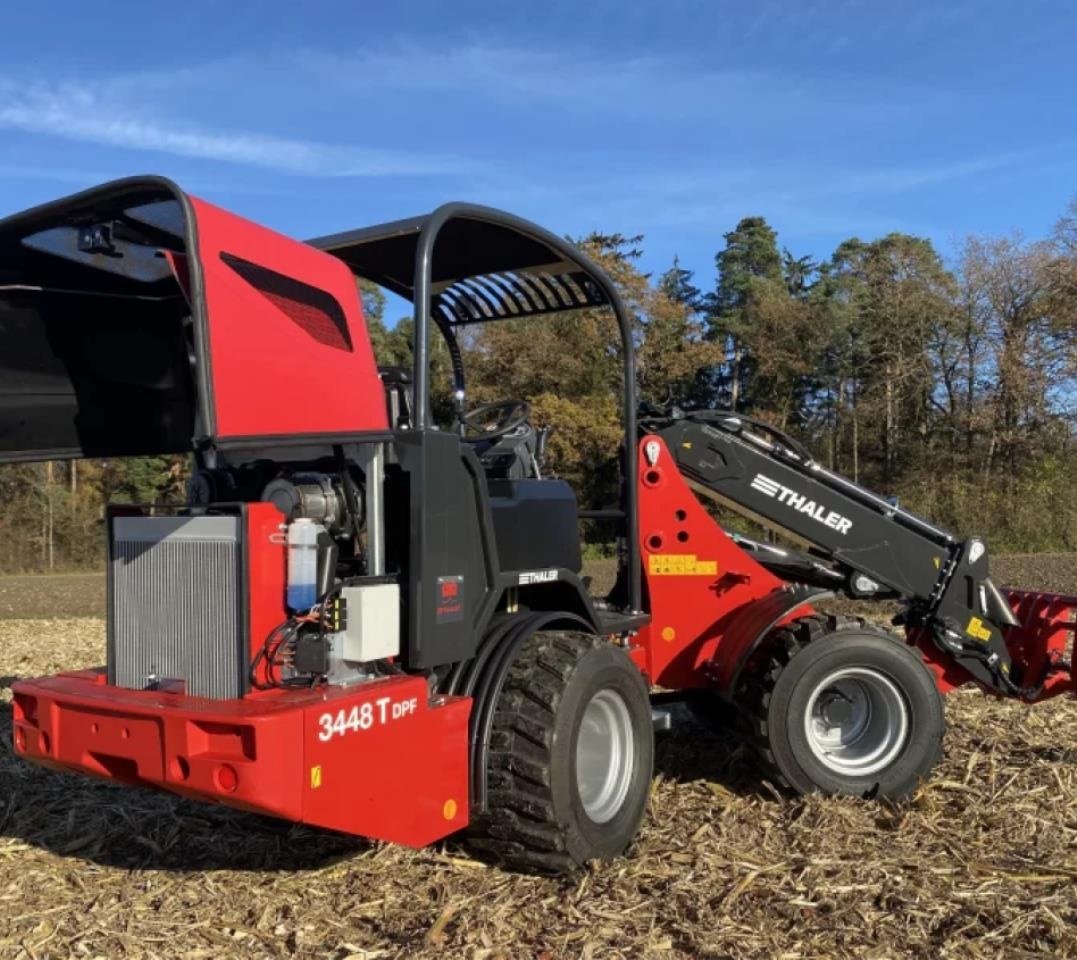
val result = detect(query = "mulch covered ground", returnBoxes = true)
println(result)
[0,557,1074,958]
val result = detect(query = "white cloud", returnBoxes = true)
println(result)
[0,80,473,177]
[287,39,961,127]
[0,40,1055,251]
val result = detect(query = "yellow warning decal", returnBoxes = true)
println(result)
[649,554,718,576]
[965,616,992,642]
[310,765,323,789]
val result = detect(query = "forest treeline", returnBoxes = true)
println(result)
[0,201,1073,572]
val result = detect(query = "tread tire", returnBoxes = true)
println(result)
[741,615,945,799]
[469,631,653,873]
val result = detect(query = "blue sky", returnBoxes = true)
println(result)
[1,0,1074,316]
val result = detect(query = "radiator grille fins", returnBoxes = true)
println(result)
[109,516,244,700]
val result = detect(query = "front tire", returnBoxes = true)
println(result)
[471,632,654,873]
[745,617,945,799]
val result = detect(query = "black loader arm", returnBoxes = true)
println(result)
[647,410,1029,698]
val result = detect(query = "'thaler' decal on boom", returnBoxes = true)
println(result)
[750,473,853,535]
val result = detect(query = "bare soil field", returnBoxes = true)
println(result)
[0,558,1074,958]
[0,574,105,621]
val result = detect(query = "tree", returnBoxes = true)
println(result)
[658,256,702,310]
[957,235,1072,477]
[359,278,410,367]
[707,216,785,409]
[782,249,817,299]
[817,234,955,485]
[1047,199,1077,371]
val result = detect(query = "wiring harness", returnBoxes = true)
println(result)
[249,611,324,690]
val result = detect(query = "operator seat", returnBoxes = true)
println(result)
[487,476,582,573]
[464,407,581,574]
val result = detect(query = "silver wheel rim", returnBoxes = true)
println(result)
[803,667,909,776]
[575,688,635,823]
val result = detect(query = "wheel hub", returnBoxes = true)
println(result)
[819,692,854,726]
[575,688,635,824]
[803,667,910,776]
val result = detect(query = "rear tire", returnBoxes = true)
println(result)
[743,617,944,799]
[470,632,654,873]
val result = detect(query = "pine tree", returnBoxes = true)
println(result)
[707,216,786,410]
[658,256,702,310]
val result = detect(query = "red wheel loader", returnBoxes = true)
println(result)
[2,178,1073,872]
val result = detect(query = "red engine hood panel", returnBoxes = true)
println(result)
[0,176,387,463]
[189,196,387,441]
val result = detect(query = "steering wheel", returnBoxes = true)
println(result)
[460,399,531,441]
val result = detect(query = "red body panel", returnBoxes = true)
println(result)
[189,197,388,439]
[634,436,812,689]
[302,682,470,844]
[12,671,470,847]
[910,627,968,695]
[245,502,288,685]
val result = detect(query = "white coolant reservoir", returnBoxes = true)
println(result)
[286,518,321,611]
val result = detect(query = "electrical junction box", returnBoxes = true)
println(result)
[339,582,400,663]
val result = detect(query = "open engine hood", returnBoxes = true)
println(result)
[0,176,386,463]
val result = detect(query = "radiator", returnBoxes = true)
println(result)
[108,515,245,700]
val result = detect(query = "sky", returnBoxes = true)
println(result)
[1,0,1074,315]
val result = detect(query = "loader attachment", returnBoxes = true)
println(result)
[919,589,1076,700]
[643,409,1075,701]
[1000,590,1075,700]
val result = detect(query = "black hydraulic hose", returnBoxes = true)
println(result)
[442,613,515,697]
[332,444,364,536]
[675,408,817,464]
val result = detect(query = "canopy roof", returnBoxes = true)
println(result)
[308,210,609,327]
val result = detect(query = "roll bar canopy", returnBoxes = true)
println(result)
[310,204,642,612]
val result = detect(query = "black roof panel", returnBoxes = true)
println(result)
[308,207,609,325]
